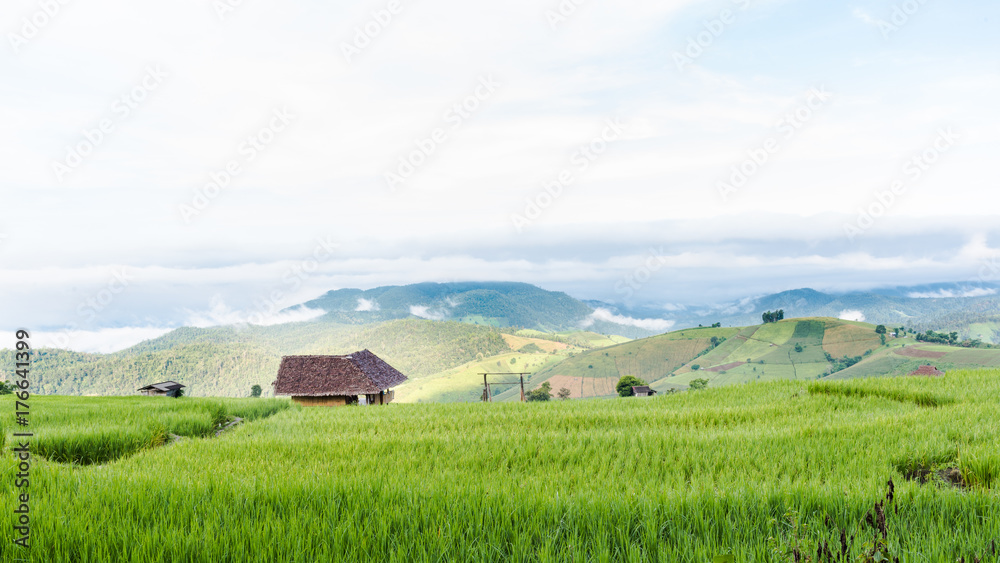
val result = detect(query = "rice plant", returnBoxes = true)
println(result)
[1,371,997,561]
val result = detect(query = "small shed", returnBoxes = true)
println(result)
[632,385,656,397]
[137,381,185,397]
[272,350,408,407]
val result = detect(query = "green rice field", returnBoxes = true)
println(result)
[2,371,999,562]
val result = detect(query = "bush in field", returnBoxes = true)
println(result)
[616,375,647,397]
[557,387,571,400]
[0,380,14,395]
[250,385,262,398]
[526,382,552,402]
[688,378,709,390]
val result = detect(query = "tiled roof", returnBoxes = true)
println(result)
[273,350,408,396]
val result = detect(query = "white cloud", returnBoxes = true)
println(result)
[585,308,675,332]
[907,288,997,299]
[409,305,447,321]
[839,310,866,322]
[355,298,379,311]
[185,297,324,328]
[0,328,172,354]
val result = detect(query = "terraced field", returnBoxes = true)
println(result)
[530,318,1000,394]
[4,370,999,561]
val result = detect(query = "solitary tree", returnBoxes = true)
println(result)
[526,382,553,402]
[875,325,887,335]
[616,375,647,397]
[688,378,709,391]
[250,384,262,398]
[557,387,572,400]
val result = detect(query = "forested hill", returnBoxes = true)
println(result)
[0,319,511,397]
[302,282,593,330]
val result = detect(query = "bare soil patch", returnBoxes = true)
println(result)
[895,347,947,359]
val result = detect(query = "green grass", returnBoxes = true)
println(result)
[2,370,999,561]
[5,396,292,465]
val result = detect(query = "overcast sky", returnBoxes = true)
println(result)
[1,0,999,351]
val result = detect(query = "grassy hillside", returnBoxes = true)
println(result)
[0,319,510,397]
[658,285,1000,344]
[3,370,999,561]
[528,317,1000,396]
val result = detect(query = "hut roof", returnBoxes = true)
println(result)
[137,381,185,392]
[632,385,654,395]
[272,350,408,396]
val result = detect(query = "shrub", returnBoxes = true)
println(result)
[526,382,552,402]
[689,378,709,391]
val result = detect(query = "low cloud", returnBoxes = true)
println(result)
[185,297,325,328]
[907,288,997,299]
[355,298,379,311]
[839,309,866,322]
[585,308,675,332]
[409,305,447,321]
[0,327,173,354]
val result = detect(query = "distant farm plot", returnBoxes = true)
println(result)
[824,323,882,357]
[541,375,619,398]
[532,334,712,385]
[749,321,797,345]
[501,333,571,353]
[895,346,947,359]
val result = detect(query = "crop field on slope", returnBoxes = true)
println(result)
[3,370,999,562]
[822,322,883,357]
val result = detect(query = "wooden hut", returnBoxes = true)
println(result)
[272,350,408,407]
[137,381,185,397]
[631,385,656,397]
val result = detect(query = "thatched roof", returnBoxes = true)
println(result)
[137,381,185,392]
[273,350,408,396]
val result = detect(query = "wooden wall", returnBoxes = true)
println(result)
[292,396,351,407]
